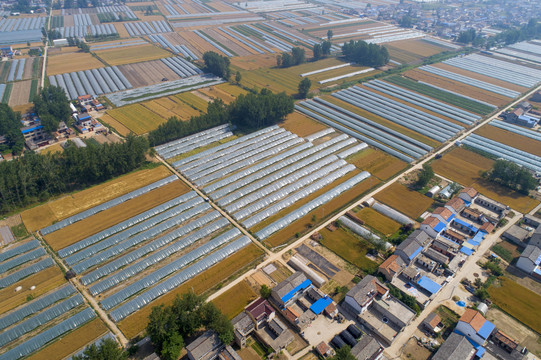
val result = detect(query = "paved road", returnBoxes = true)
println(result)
[40,7,52,89]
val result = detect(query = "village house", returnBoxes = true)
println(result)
[394,230,431,264]
[378,255,406,281]
[456,309,496,346]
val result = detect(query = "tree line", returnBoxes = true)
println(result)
[0,104,24,155]
[485,159,538,194]
[276,47,306,68]
[457,18,541,48]
[33,86,73,133]
[146,293,233,360]
[148,88,294,146]
[341,40,389,67]
[0,135,149,215]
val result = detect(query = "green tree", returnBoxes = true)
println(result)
[321,41,332,56]
[327,29,333,41]
[147,305,178,355]
[341,40,389,67]
[203,51,231,80]
[235,71,242,84]
[33,85,72,132]
[298,77,311,98]
[457,28,477,44]
[0,104,24,154]
[488,159,537,193]
[312,43,322,60]
[260,285,271,299]
[72,338,127,360]
[291,47,305,65]
[331,346,355,360]
[280,52,293,67]
[160,333,184,360]
[416,163,434,188]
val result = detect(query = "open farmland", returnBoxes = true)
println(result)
[46,52,104,76]
[474,125,541,157]
[117,59,183,87]
[432,147,539,213]
[22,166,173,231]
[157,125,379,247]
[347,148,407,181]
[374,182,433,219]
[404,69,511,106]
[319,227,379,273]
[106,103,170,135]
[117,243,264,338]
[231,54,281,70]
[280,111,328,137]
[489,278,541,334]
[43,181,190,251]
[94,44,171,66]
[8,79,32,106]
[386,38,449,59]
[356,207,401,236]
[211,280,258,319]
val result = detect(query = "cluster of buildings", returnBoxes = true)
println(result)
[72,95,106,134]
[508,215,541,280]
[500,101,540,128]
[379,187,502,307]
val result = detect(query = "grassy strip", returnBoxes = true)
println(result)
[2,83,12,104]
[253,23,307,48]
[490,245,514,262]
[384,75,494,115]
[0,61,10,83]
[29,79,38,102]
[233,25,262,40]
[31,57,40,78]
[303,20,376,33]
[198,30,238,57]
[121,79,217,102]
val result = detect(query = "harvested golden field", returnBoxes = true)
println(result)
[113,22,130,38]
[174,92,209,112]
[321,95,441,148]
[95,44,170,66]
[47,52,104,76]
[152,96,201,119]
[0,266,66,315]
[475,125,541,157]
[348,148,408,181]
[374,182,433,219]
[26,318,108,360]
[118,244,264,338]
[40,143,63,155]
[386,38,447,57]
[230,54,278,70]
[118,60,181,88]
[356,207,401,236]
[44,181,189,251]
[319,228,379,273]
[404,69,510,106]
[99,114,132,137]
[212,281,258,320]
[197,86,238,104]
[432,147,539,213]
[216,83,247,97]
[8,79,31,106]
[489,277,541,334]
[106,103,168,135]
[280,111,328,137]
[263,174,381,248]
[22,166,172,231]
[434,63,527,93]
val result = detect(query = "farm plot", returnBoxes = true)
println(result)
[404,69,511,107]
[118,59,182,88]
[347,147,407,181]
[106,103,170,135]
[384,75,496,115]
[489,277,541,334]
[49,65,133,100]
[462,134,541,173]
[230,54,279,70]
[211,280,258,319]
[475,124,541,157]
[94,44,171,66]
[431,147,538,213]
[386,38,449,58]
[280,111,328,137]
[296,101,424,163]
[43,180,190,251]
[319,227,380,273]
[356,207,401,236]
[7,79,32,106]
[22,166,173,232]
[164,125,376,244]
[374,182,433,219]
[46,52,104,76]
[107,74,223,107]
[49,187,261,339]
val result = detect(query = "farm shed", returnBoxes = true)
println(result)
[523,214,541,229]
[432,332,475,360]
[426,185,441,198]
[502,225,531,247]
[288,255,326,288]
[372,202,414,225]
[530,225,541,248]
[516,245,541,276]
[394,230,431,264]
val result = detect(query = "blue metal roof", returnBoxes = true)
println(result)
[461,246,474,256]
[409,246,423,260]
[310,296,332,315]
[78,114,91,121]
[453,218,478,233]
[473,232,485,243]
[281,279,311,303]
[447,213,456,223]
[476,347,486,358]
[478,320,495,339]
[21,125,43,134]
[416,276,441,294]
[434,222,446,233]
[534,267,541,275]
[468,239,481,247]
